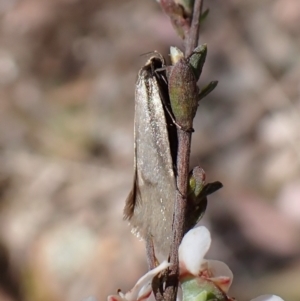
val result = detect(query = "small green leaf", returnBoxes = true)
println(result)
[200,8,210,23]
[198,81,218,101]
[188,44,207,81]
[194,291,208,301]
[181,277,228,301]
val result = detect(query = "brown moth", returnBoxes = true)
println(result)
[124,51,222,264]
[124,54,178,260]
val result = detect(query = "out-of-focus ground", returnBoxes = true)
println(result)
[0,0,299,300]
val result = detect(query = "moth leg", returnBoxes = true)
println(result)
[146,234,159,270]
[162,99,194,133]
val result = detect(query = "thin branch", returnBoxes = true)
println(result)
[185,0,204,57]
[162,1,205,301]
[163,130,191,301]
[153,1,205,301]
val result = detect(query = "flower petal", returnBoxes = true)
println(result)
[125,260,170,301]
[250,295,285,301]
[177,286,183,301]
[202,259,233,292]
[137,283,152,301]
[206,276,231,294]
[204,260,233,279]
[179,226,211,276]
[107,295,125,301]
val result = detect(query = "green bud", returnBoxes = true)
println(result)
[188,166,206,199]
[168,46,199,131]
[170,46,184,65]
[185,167,222,233]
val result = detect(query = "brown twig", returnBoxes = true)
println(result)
[185,0,204,57]
[160,1,204,301]
[163,130,192,301]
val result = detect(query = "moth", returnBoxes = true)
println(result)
[124,53,178,261]
[124,51,222,262]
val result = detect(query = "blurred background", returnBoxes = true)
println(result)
[0,0,299,300]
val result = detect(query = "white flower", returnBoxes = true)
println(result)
[107,261,170,301]
[108,226,285,301]
[179,226,233,293]
[108,226,233,301]
[250,295,285,301]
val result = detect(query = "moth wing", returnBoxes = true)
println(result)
[126,69,176,255]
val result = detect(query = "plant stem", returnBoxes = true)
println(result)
[163,1,204,301]
[163,130,192,301]
[185,0,204,57]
